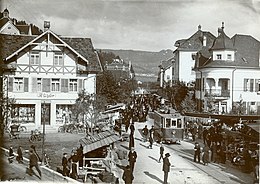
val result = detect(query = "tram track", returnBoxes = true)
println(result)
[163,143,248,184]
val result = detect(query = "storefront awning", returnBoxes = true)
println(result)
[79,130,121,154]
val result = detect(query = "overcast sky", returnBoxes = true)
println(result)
[1,0,260,51]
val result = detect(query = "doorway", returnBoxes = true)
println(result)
[41,103,50,125]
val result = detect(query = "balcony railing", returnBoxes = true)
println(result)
[205,89,230,97]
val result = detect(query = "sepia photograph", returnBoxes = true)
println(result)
[0,0,259,183]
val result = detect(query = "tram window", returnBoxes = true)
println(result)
[166,119,171,128]
[177,119,182,128]
[172,120,176,127]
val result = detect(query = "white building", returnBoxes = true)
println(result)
[158,57,175,87]
[193,23,260,115]
[1,24,102,132]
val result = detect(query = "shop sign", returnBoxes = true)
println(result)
[37,92,56,98]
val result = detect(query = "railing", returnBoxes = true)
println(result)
[204,89,230,97]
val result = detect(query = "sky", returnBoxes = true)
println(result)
[1,0,260,52]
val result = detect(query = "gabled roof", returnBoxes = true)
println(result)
[0,30,102,72]
[16,25,30,35]
[0,18,9,28]
[210,28,234,50]
[159,57,175,70]
[175,29,216,51]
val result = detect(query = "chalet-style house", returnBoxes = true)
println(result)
[0,8,42,35]
[158,57,175,87]
[193,23,260,115]
[0,22,102,132]
[104,58,135,81]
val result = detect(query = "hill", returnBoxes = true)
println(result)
[100,49,174,82]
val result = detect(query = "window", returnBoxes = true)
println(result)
[11,104,35,124]
[166,119,171,128]
[30,51,40,65]
[69,79,78,92]
[216,54,222,60]
[227,54,232,60]
[37,78,42,92]
[172,120,176,127]
[14,77,24,92]
[51,78,60,91]
[177,119,182,128]
[244,79,254,92]
[255,79,260,92]
[54,52,63,66]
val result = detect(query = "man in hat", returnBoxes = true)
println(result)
[28,148,42,179]
[62,153,69,176]
[194,142,201,163]
[128,147,137,173]
[122,165,134,184]
[162,153,171,184]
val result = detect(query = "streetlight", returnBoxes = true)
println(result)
[41,102,46,165]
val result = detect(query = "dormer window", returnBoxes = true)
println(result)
[216,54,222,60]
[30,51,40,65]
[54,52,63,66]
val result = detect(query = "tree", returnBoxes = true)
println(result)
[72,91,107,134]
[180,91,197,113]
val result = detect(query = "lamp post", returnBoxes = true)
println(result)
[41,102,46,165]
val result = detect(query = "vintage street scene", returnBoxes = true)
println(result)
[0,0,259,184]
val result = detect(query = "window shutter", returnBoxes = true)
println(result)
[61,79,68,92]
[8,77,13,92]
[42,78,50,92]
[250,79,254,92]
[78,79,82,92]
[256,79,260,92]
[31,78,37,92]
[24,78,29,92]
[244,79,247,91]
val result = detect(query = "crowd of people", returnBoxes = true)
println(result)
[189,120,259,182]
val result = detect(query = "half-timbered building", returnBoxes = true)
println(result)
[0,24,102,132]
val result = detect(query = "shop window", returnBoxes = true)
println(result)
[56,105,74,124]
[11,104,35,124]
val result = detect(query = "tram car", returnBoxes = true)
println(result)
[152,108,184,144]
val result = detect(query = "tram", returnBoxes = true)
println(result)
[152,108,184,144]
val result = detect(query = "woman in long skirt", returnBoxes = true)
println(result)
[203,144,210,165]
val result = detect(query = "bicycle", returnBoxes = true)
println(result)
[29,129,45,142]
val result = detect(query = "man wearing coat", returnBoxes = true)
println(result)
[128,147,137,173]
[122,165,134,184]
[162,153,171,184]
[28,149,41,178]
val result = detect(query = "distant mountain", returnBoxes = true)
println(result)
[100,49,174,82]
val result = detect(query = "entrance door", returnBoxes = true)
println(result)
[41,103,50,125]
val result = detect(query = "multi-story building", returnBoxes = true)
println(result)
[104,58,135,81]
[193,23,260,115]
[0,9,42,35]
[0,22,102,132]
[158,57,175,87]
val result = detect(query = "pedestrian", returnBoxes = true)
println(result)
[130,122,135,135]
[162,153,171,184]
[128,147,137,173]
[202,144,210,165]
[149,125,155,139]
[28,148,41,179]
[193,142,201,163]
[158,143,164,163]
[8,146,15,163]
[142,125,148,142]
[122,165,134,184]
[148,136,153,149]
[62,153,69,176]
[30,145,41,163]
[129,133,135,150]
[68,150,79,179]
[16,145,23,164]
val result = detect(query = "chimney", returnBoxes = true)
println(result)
[44,21,50,31]
[198,25,201,31]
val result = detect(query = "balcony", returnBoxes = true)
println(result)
[205,89,230,98]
